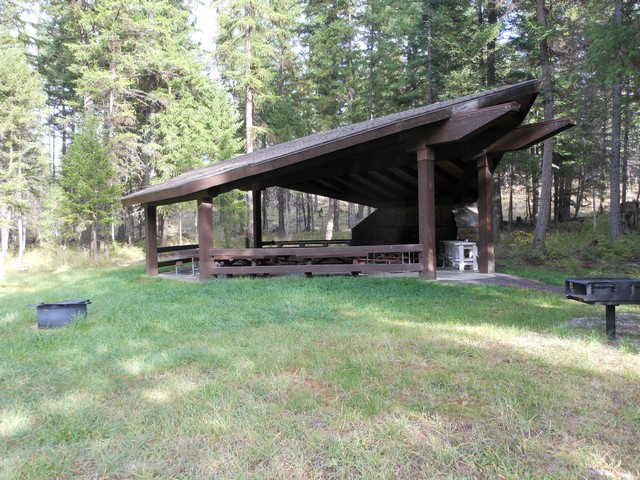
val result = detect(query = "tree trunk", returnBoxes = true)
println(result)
[244,9,255,245]
[426,5,434,104]
[17,213,25,266]
[0,205,11,273]
[532,0,555,251]
[262,190,268,231]
[592,185,597,237]
[609,0,623,241]
[560,170,573,221]
[306,193,312,231]
[525,178,532,223]
[325,198,335,240]
[367,2,375,119]
[486,0,497,86]
[277,187,286,235]
[553,164,560,222]
[574,167,585,219]
[91,222,99,259]
[493,169,502,246]
[508,163,514,234]
[532,163,540,222]
[348,202,355,229]
[158,213,168,247]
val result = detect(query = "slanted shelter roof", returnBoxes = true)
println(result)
[122,79,573,208]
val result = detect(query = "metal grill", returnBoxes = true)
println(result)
[565,278,640,339]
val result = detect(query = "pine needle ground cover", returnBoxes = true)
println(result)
[1,266,639,479]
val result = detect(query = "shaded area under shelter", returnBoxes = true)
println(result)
[122,80,574,281]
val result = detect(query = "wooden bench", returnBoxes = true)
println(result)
[208,244,423,277]
[157,245,199,275]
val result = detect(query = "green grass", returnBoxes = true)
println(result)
[496,219,640,284]
[1,265,639,479]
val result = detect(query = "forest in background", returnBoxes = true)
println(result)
[0,0,638,269]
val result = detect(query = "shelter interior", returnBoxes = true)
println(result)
[122,80,574,281]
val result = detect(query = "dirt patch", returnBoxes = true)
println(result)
[437,271,565,293]
[565,314,640,336]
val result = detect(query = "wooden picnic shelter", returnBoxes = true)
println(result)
[121,80,574,281]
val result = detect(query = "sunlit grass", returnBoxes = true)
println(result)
[1,265,639,478]
[497,218,640,283]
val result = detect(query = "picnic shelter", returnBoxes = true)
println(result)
[121,79,574,281]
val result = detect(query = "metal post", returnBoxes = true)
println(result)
[605,305,616,340]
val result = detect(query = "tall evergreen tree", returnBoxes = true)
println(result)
[38,0,240,242]
[302,0,362,130]
[586,0,639,239]
[0,38,47,271]
[532,0,556,251]
[215,0,299,243]
[36,0,82,162]
[60,117,121,258]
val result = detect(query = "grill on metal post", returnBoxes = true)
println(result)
[565,278,640,339]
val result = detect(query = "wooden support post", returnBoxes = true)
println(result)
[477,154,495,273]
[198,197,213,281]
[253,189,262,248]
[145,205,158,276]
[417,146,437,279]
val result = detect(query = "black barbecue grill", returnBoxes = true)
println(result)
[565,277,640,339]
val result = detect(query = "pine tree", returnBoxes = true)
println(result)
[531,0,556,251]
[586,0,639,240]
[302,0,362,130]
[148,75,242,183]
[39,0,239,242]
[36,0,83,162]
[0,38,47,271]
[215,0,299,244]
[60,117,121,258]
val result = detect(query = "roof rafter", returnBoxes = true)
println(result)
[486,118,576,153]
[422,102,522,145]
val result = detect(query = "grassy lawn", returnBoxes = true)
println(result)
[1,264,639,479]
[496,222,640,285]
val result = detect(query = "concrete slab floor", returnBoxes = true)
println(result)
[157,267,563,293]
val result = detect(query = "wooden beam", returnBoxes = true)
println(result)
[422,102,521,145]
[477,155,495,273]
[145,205,158,276]
[486,117,576,153]
[417,146,437,279]
[198,197,213,281]
[433,128,508,162]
